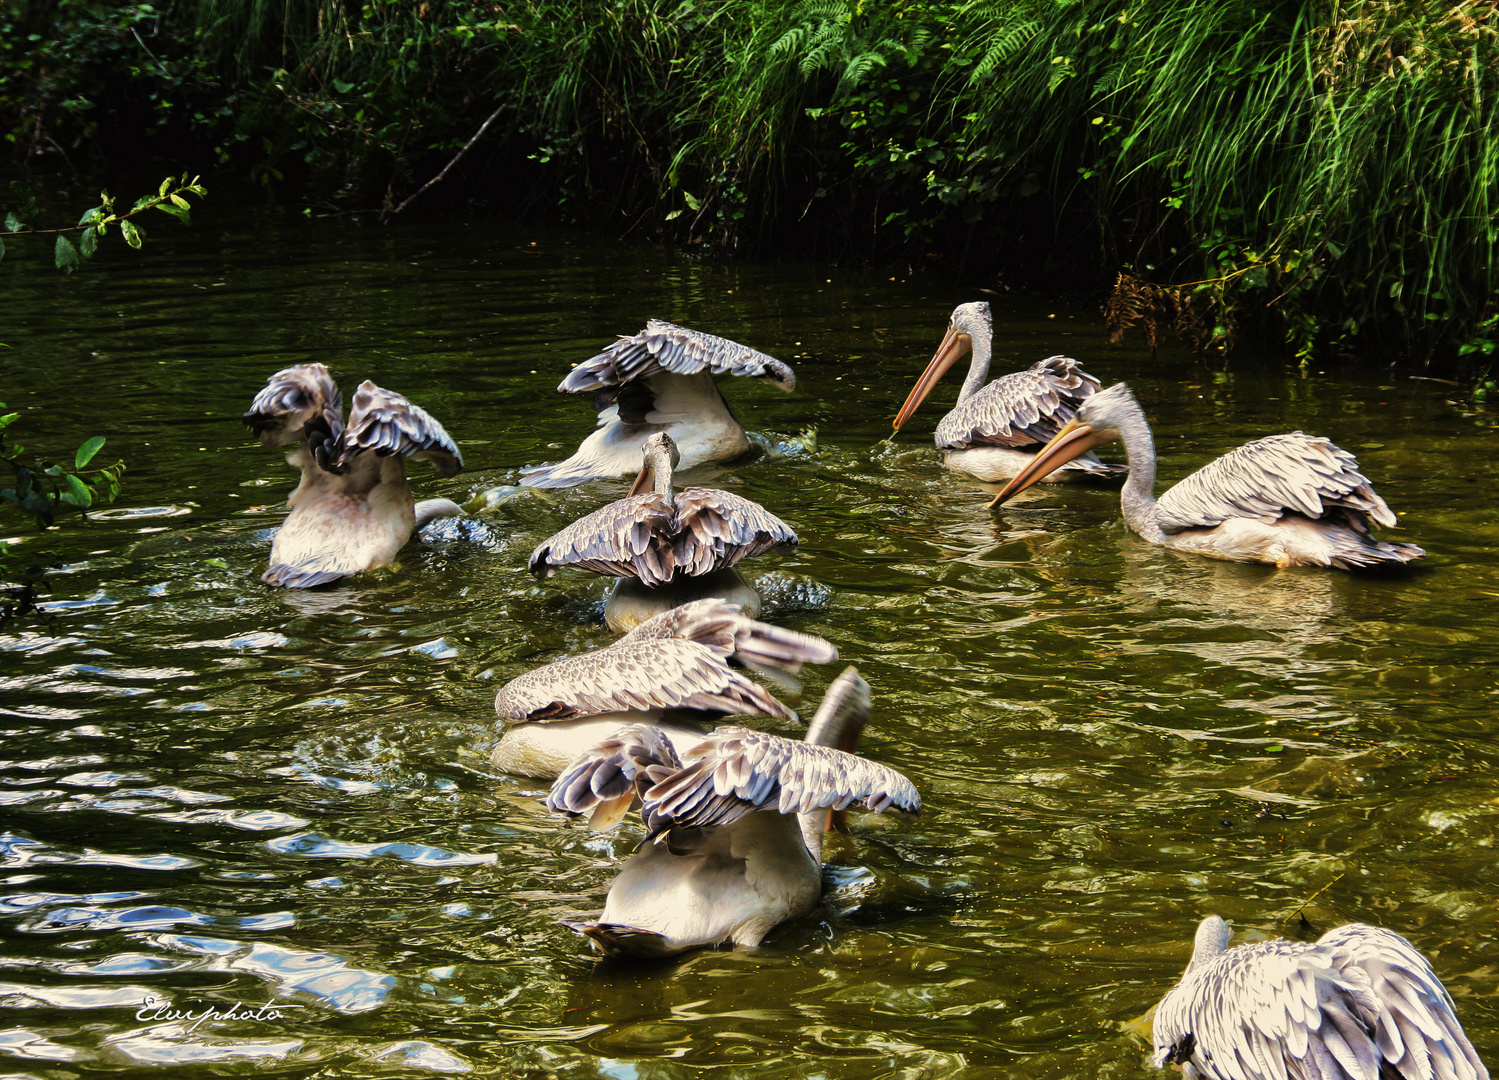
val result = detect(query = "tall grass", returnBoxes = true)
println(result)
[6,0,1496,361]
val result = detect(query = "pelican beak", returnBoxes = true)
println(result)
[893,326,972,431]
[628,459,655,497]
[986,419,1111,509]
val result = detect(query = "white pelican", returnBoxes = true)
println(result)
[892,301,1125,483]
[988,382,1425,569]
[1154,915,1489,1080]
[245,364,463,588]
[546,667,920,958]
[528,432,798,631]
[490,597,837,779]
[521,320,795,489]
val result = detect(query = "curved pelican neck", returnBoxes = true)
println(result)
[650,452,676,499]
[957,325,992,404]
[1112,396,1166,544]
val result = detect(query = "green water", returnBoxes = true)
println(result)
[1,203,1495,1078]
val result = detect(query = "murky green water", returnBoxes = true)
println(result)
[1,198,1495,1078]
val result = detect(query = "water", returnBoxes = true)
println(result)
[1,197,1495,1077]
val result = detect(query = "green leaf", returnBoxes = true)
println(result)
[682,191,702,211]
[75,436,105,469]
[0,235,5,264]
[159,177,171,197]
[0,412,18,430]
[80,226,98,258]
[15,467,32,500]
[132,194,156,212]
[20,488,53,524]
[54,235,80,273]
[1265,744,1285,753]
[77,205,104,227]
[120,220,142,249]
[60,473,92,509]
[170,193,190,210]
[4,211,24,232]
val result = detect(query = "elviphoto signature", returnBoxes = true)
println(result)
[135,995,306,1035]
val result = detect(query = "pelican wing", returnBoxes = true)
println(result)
[546,724,683,830]
[334,381,462,477]
[671,487,799,577]
[1153,926,1488,1080]
[1155,433,1398,534]
[1318,924,1490,1080]
[494,636,797,723]
[935,355,1102,450]
[559,320,795,404]
[629,598,838,675]
[527,494,678,584]
[640,727,920,835]
[244,363,343,448]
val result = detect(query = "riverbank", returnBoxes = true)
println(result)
[4,0,1496,369]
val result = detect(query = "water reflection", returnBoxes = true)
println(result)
[0,202,1492,1077]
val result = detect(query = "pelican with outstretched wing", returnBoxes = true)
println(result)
[547,667,920,958]
[521,321,795,489]
[245,364,463,588]
[989,382,1424,569]
[529,431,798,630]
[490,598,837,779]
[892,301,1124,483]
[1154,915,1488,1080]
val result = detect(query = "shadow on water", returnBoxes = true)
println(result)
[0,204,1494,1077]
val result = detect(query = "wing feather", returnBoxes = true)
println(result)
[545,724,683,830]
[639,727,919,835]
[527,494,677,583]
[672,488,799,576]
[935,355,1103,450]
[338,381,462,477]
[558,321,795,405]
[244,363,343,448]
[1156,433,1398,534]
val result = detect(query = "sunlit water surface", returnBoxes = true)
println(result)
[1,200,1495,1078]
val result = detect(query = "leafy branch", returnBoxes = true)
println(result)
[1,407,124,527]
[1,175,207,273]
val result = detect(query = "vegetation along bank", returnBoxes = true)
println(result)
[5,0,1497,370]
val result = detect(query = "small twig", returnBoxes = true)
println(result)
[386,103,506,219]
[131,26,170,77]
[1286,872,1345,924]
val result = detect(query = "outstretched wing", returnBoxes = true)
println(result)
[630,598,837,676]
[671,488,799,577]
[338,381,462,477]
[641,726,920,835]
[1319,924,1489,1080]
[527,494,677,584]
[936,355,1102,450]
[546,724,683,830]
[493,636,797,723]
[1156,433,1397,534]
[244,364,343,448]
[559,321,795,408]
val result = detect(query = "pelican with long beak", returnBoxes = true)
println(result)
[1154,915,1488,1080]
[988,382,1424,569]
[546,667,920,958]
[490,598,837,780]
[521,321,795,489]
[892,301,1124,483]
[528,432,798,631]
[244,364,463,588]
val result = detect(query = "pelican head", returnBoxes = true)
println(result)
[629,432,682,497]
[892,301,993,431]
[986,381,1136,508]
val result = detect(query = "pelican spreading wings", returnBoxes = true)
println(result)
[520,320,795,489]
[528,431,798,629]
[892,302,1124,483]
[244,364,463,588]
[989,382,1424,569]
[547,667,920,958]
[490,598,837,779]
[1153,915,1489,1080]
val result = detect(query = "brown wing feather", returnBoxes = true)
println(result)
[244,364,343,448]
[339,381,462,477]
[527,494,678,584]
[936,355,1102,450]
[671,488,799,577]
[1156,432,1398,534]
[558,321,795,406]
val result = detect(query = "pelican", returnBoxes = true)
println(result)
[245,364,463,588]
[521,320,796,489]
[490,598,837,779]
[546,667,920,958]
[892,301,1125,483]
[528,432,798,631]
[1154,915,1488,1080]
[988,382,1425,569]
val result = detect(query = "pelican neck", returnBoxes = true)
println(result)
[1113,394,1168,545]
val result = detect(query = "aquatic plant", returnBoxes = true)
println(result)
[0,176,207,272]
